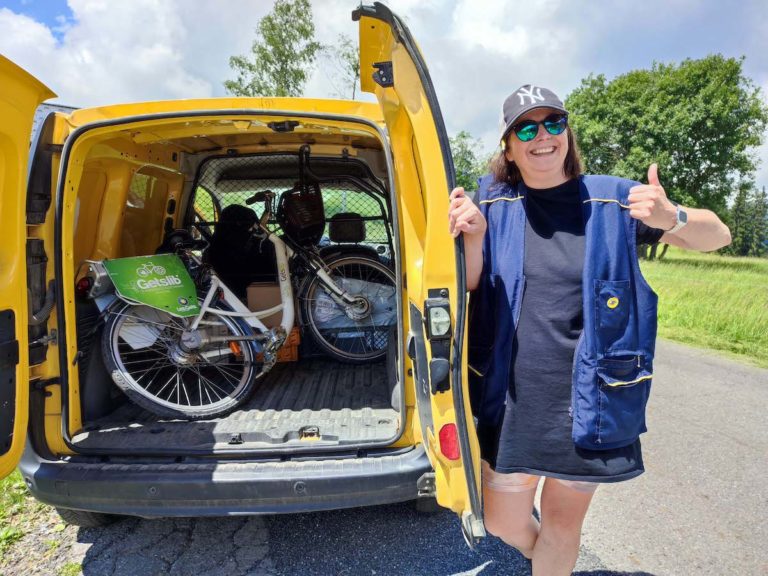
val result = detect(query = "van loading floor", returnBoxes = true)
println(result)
[72,359,399,451]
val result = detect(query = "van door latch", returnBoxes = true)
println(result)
[372,61,394,87]
[417,472,436,497]
[424,290,452,394]
[299,425,320,440]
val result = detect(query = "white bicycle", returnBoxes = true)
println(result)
[85,191,396,419]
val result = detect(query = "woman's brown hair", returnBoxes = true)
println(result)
[489,126,583,187]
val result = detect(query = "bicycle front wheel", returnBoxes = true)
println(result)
[102,302,259,419]
[300,255,397,363]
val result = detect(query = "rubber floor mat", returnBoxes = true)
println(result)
[72,359,399,451]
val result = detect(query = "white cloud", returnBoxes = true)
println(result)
[452,0,529,57]
[1,0,766,190]
[0,1,273,106]
[0,9,58,61]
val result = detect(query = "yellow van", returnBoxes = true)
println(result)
[0,4,484,543]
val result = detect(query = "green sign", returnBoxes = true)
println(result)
[103,254,200,317]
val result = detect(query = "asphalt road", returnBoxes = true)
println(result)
[7,339,768,575]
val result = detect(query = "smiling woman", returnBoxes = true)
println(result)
[448,83,731,575]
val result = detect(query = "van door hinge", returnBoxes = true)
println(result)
[461,511,486,549]
[32,377,60,397]
[372,61,394,87]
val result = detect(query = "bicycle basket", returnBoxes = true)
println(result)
[277,182,326,246]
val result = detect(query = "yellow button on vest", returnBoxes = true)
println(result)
[607,297,619,309]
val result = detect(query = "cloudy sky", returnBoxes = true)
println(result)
[2,0,767,188]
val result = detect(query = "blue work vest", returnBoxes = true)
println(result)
[468,174,658,451]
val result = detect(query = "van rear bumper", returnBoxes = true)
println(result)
[19,444,433,517]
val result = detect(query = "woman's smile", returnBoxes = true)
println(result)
[505,107,570,188]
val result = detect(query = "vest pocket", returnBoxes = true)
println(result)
[594,279,635,353]
[594,355,652,448]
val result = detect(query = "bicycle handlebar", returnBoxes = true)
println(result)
[245,190,275,205]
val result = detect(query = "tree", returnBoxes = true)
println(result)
[565,55,768,218]
[322,34,360,100]
[754,187,768,257]
[726,182,768,257]
[450,131,486,192]
[224,0,321,97]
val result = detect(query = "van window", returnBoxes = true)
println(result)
[189,154,391,258]
[192,186,218,238]
[120,172,168,256]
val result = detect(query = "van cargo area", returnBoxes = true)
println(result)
[72,358,399,452]
[4,4,484,532]
[60,109,403,455]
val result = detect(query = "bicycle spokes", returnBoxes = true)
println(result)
[105,305,258,417]
[302,256,396,362]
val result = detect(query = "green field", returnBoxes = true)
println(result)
[640,248,768,367]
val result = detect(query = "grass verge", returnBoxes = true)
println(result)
[640,248,768,368]
[1,470,51,557]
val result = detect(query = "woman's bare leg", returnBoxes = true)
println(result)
[531,478,597,576]
[481,462,540,558]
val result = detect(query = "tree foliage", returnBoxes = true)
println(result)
[725,182,768,257]
[450,131,486,192]
[565,55,768,216]
[224,0,321,97]
[322,34,360,100]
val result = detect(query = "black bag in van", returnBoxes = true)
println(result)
[277,182,326,246]
[206,204,278,298]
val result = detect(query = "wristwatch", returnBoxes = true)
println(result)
[666,203,688,234]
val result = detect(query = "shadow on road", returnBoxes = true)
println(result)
[73,501,657,575]
[262,501,530,575]
[73,502,531,575]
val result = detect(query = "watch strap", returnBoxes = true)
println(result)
[666,204,688,234]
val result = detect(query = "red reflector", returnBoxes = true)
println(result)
[75,277,92,298]
[439,423,461,460]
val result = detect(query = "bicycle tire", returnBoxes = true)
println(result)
[102,301,260,420]
[299,255,396,364]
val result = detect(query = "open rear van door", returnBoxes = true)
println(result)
[354,3,485,544]
[0,56,56,479]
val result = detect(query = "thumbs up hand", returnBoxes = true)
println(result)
[627,163,678,231]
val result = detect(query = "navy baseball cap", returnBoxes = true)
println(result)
[501,84,567,142]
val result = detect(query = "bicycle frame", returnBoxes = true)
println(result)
[86,186,387,361]
[188,234,295,336]
[193,225,365,329]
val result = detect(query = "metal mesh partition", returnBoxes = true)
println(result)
[191,153,391,254]
[188,152,395,361]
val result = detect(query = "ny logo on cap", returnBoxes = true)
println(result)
[517,85,544,105]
